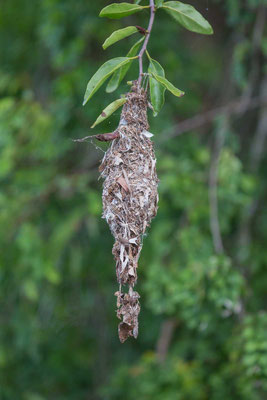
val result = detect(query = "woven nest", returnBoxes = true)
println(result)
[99,82,159,342]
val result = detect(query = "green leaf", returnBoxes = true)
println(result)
[134,0,142,3]
[99,2,148,19]
[106,38,144,93]
[91,98,127,128]
[83,57,135,105]
[162,1,213,35]
[102,26,138,50]
[106,69,121,94]
[105,69,121,94]
[147,52,166,116]
[155,0,165,7]
[151,72,185,97]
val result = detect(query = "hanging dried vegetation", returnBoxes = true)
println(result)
[79,0,212,342]
[99,82,159,342]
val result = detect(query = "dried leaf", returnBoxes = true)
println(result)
[117,176,129,192]
[141,130,154,138]
[118,322,132,343]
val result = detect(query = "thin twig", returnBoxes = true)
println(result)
[73,135,95,142]
[73,131,120,143]
[138,0,155,86]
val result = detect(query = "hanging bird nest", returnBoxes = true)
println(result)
[99,81,159,342]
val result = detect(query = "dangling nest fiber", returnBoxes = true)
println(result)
[99,82,159,343]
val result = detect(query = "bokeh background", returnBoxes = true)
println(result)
[1,0,267,399]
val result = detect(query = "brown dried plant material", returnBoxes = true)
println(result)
[99,82,159,342]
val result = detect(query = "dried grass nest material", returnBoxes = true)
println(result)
[99,82,159,343]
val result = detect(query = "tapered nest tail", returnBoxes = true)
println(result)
[99,82,159,342]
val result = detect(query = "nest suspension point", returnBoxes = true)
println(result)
[99,82,159,343]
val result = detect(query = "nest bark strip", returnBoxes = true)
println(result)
[99,83,159,342]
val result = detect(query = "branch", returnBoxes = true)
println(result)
[137,0,155,86]
[248,65,267,171]
[236,76,267,263]
[158,95,267,143]
[208,119,227,254]
[241,4,266,105]
[156,318,177,363]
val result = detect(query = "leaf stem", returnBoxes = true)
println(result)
[138,0,155,86]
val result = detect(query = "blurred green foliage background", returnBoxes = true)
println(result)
[0,0,267,399]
